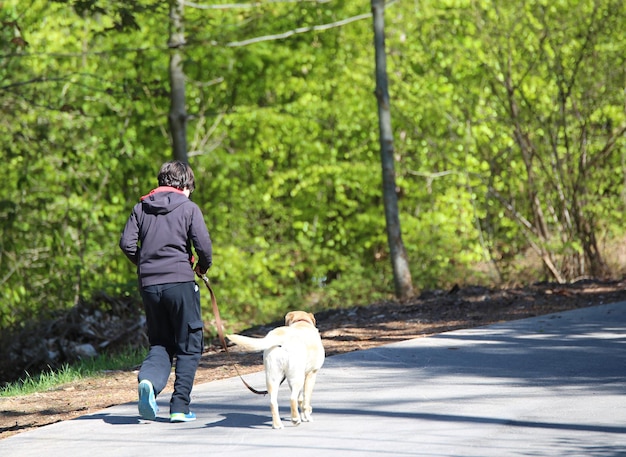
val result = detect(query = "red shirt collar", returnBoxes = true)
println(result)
[140,186,186,201]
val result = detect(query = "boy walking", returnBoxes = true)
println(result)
[119,160,212,422]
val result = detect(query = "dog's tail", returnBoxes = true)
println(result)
[226,333,284,352]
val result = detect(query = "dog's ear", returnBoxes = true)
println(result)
[285,310,316,326]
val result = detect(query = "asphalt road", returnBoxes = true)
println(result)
[3,302,626,457]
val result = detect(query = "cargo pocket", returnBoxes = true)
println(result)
[186,320,204,354]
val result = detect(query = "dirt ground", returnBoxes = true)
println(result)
[2,279,626,440]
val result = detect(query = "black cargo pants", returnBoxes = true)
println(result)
[138,281,204,415]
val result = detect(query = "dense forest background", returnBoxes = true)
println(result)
[1,0,625,334]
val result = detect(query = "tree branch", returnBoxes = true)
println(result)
[183,0,330,9]
[224,12,371,47]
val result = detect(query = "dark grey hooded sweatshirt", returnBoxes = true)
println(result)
[119,187,212,288]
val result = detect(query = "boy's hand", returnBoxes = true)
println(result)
[194,264,207,278]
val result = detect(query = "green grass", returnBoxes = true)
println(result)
[0,346,146,398]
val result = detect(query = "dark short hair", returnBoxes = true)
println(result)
[157,161,195,192]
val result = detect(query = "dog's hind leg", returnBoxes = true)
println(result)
[265,363,285,428]
[268,386,283,429]
[288,376,304,426]
[300,370,319,422]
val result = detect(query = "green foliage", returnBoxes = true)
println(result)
[1,0,625,336]
[386,0,626,280]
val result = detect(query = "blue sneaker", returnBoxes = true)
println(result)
[170,412,197,423]
[138,380,158,420]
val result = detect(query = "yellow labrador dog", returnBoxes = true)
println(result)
[227,311,325,429]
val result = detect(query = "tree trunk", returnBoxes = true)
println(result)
[371,0,414,299]
[168,0,188,163]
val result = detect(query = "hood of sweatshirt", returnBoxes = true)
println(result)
[140,186,188,215]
